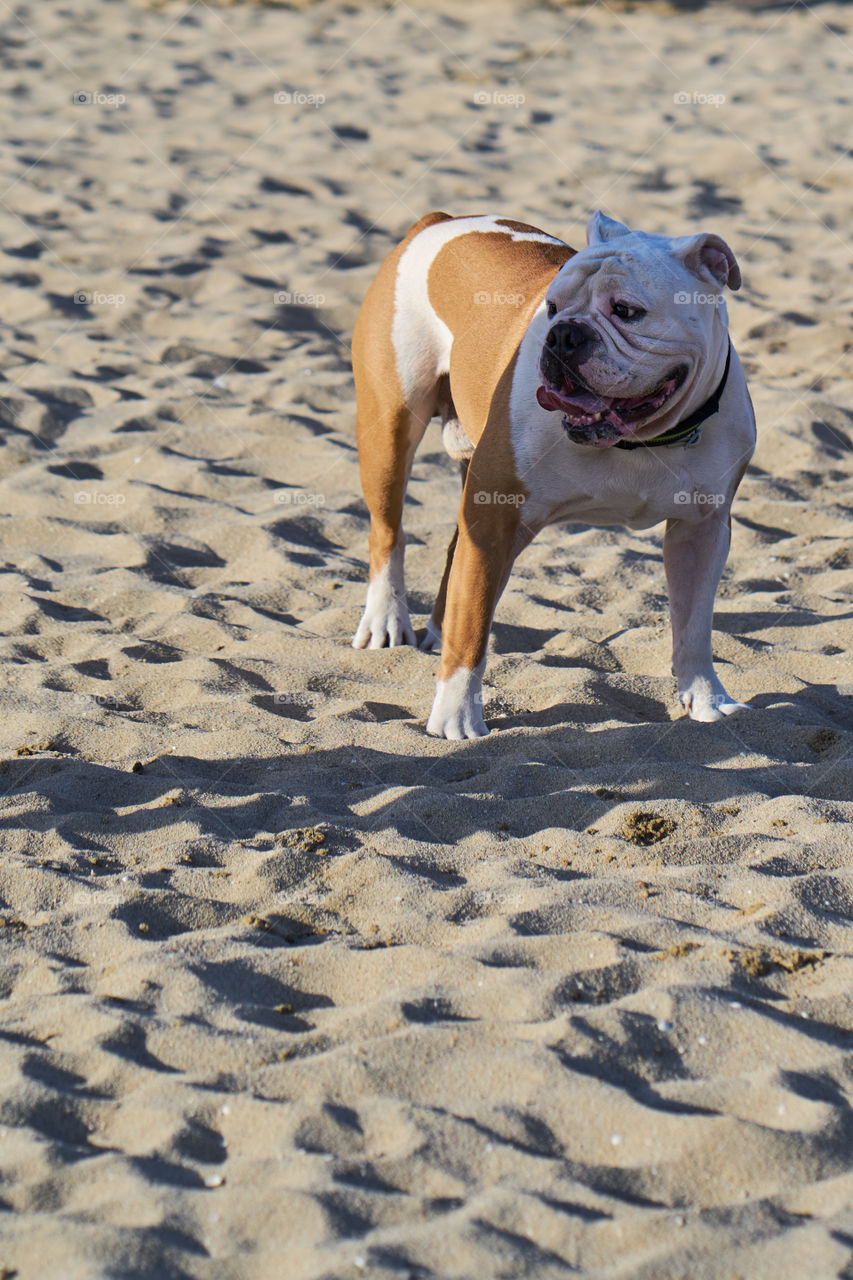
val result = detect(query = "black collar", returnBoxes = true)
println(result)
[614,342,732,450]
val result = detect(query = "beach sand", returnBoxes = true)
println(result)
[0,0,851,1276]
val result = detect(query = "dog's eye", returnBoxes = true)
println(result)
[546,300,557,319]
[612,301,646,321]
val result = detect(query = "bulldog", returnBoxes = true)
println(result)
[351,210,756,739]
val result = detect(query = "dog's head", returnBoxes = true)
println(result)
[536,211,740,447]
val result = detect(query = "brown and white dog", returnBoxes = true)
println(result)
[351,210,756,739]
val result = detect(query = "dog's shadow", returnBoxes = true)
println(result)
[0,680,847,853]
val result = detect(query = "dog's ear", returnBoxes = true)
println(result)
[586,210,631,245]
[672,233,741,291]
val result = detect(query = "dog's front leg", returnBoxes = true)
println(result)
[663,510,748,721]
[426,486,528,740]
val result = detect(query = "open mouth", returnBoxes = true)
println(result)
[536,365,688,443]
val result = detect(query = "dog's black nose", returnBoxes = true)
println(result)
[545,320,596,357]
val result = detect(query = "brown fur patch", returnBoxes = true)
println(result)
[426,224,573,447]
[437,357,524,674]
[425,221,573,674]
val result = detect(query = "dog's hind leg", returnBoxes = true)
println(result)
[352,212,451,649]
[352,386,434,650]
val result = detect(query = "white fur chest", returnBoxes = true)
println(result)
[509,305,753,533]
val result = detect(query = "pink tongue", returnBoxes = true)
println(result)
[536,384,610,416]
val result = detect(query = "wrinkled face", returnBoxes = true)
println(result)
[536,218,737,447]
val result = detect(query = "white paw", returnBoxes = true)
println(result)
[352,554,416,649]
[418,619,442,653]
[353,602,415,649]
[426,667,488,739]
[679,676,749,722]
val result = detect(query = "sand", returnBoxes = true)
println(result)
[0,0,851,1276]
